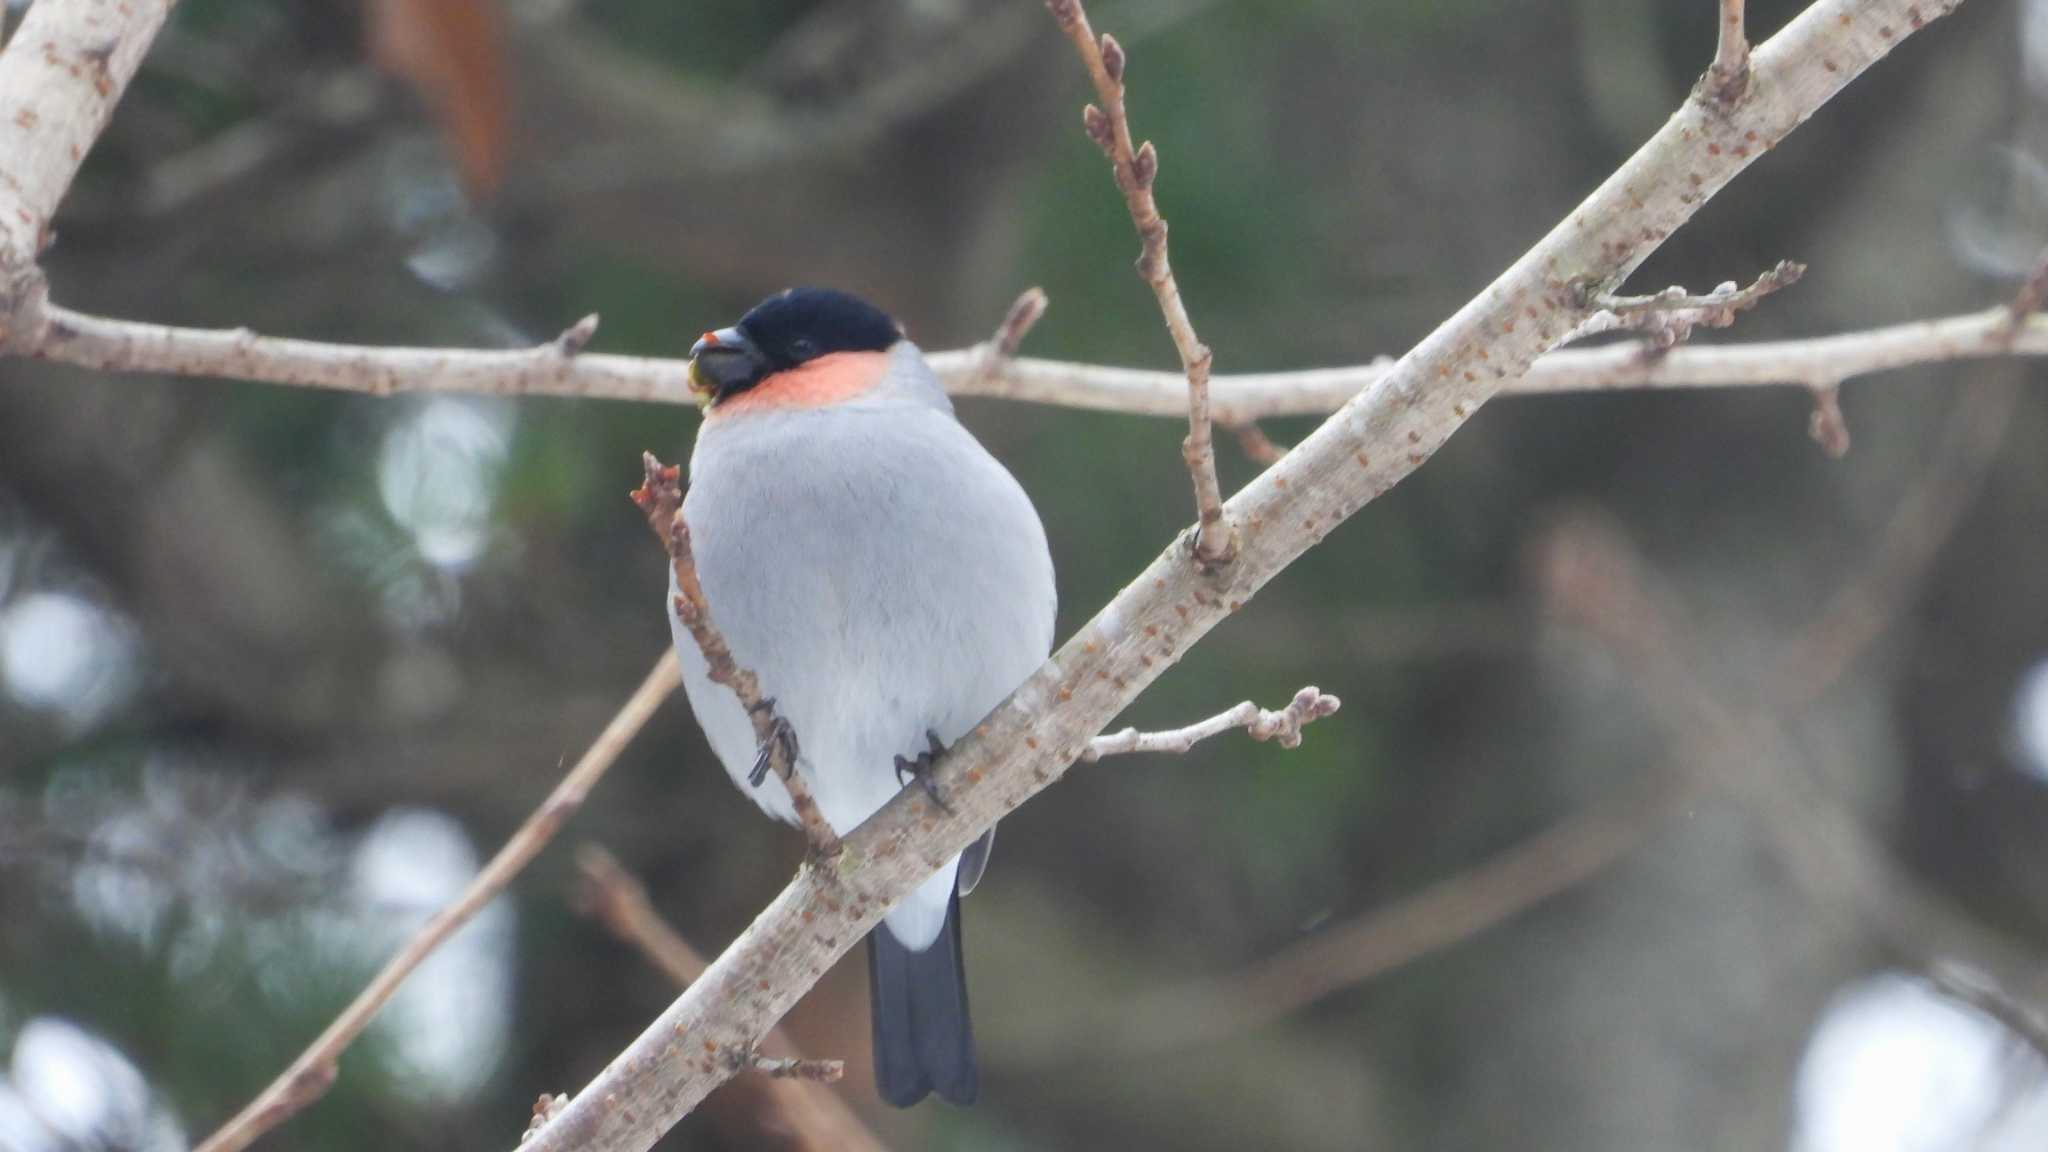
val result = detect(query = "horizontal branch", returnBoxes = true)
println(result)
[16,300,2041,424]
[956,307,2048,420]
[1082,686,1339,760]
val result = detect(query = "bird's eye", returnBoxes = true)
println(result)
[789,337,818,361]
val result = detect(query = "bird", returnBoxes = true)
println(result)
[669,287,1057,1107]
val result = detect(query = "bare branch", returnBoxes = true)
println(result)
[632,455,839,859]
[988,286,1051,362]
[28,302,690,401]
[1228,421,1289,466]
[574,847,889,1152]
[194,653,682,1152]
[2004,243,2048,333]
[0,0,172,344]
[516,5,1967,1150]
[575,846,709,991]
[17,299,2047,423]
[1083,686,1339,760]
[749,1056,846,1083]
[1046,0,1234,567]
[1567,260,1804,347]
[1094,773,1685,1054]
[1539,514,2048,1021]
[1705,0,1752,105]
[1085,379,2021,1060]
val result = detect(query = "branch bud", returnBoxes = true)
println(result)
[1100,34,1125,85]
[1132,141,1158,187]
[1082,103,1114,151]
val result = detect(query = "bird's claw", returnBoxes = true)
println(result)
[748,706,799,789]
[894,729,952,813]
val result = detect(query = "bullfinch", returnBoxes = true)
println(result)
[670,288,1057,1106]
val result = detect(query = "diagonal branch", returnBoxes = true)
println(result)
[573,847,887,1152]
[632,454,839,859]
[0,0,172,342]
[194,653,682,1152]
[1045,0,1234,567]
[515,4,1967,1150]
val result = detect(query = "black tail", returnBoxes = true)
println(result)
[867,890,977,1107]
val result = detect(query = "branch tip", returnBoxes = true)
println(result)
[993,286,1050,359]
[1807,384,1850,458]
[557,314,600,355]
[1051,0,1233,568]
[1084,685,1339,761]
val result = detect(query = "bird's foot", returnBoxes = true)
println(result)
[748,705,799,788]
[894,729,953,814]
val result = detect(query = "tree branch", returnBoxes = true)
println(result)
[1566,259,1803,347]
[15,298,2046,423]
[632,454,838,859]
[1082,686,1339,760]
[573,847,888,1152]
[194,653,682,1152]
[0,0,172,344]
[1046,0,1233,567]
[513,4,1966,1150]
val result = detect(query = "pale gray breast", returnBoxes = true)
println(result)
[678,398,1056,833]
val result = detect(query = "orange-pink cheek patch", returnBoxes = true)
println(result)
[711,351,888,417]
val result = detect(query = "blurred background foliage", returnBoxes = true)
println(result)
[3,0,2048,1149]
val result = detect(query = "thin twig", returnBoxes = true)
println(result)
[1772,379,2018,705]
[749,1056,847,1083]
[575,845,709,990]
[573,847,887,1152]
[1046,0,1234,567]
[632,454,840,859]
[987,286,1050,364]
[1083,686,1339,760]
[193,652,682,1152]
[1228,421,1289,466]
[1928,962,2048,1061]
[1706,0,1751,104]
[1568,260,1803,348]
[1538,514,2048,1021]
[2003,243,2048,335]
[1082,771,1686,1055]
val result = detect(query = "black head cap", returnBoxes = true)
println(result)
[739,288,901,370]
[690,289,902,405]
